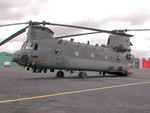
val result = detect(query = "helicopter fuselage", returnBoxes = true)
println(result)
[11,25,133,77]
[13,37,130,74]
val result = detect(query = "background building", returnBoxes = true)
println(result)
[142,58,150,68]
[130,57,150,69]
[0,52,18,67]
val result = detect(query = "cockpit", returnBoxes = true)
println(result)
[22,41,39,51]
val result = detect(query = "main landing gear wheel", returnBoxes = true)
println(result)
[78,72,87,79]
[102,72,105,77]
[56,71,64,78]
[99,72,105,76]
[123,71,129,76]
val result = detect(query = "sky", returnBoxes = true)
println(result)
[0,0,150,58]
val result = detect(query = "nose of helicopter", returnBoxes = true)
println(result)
[12,51,29,65]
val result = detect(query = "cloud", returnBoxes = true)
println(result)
[0,0,48,21]
[144,37,150,40]
[131,49,150,58]
[103,11,150,27]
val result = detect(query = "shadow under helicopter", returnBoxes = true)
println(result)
[22,74,129,81]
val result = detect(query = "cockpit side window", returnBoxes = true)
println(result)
[25,42,33,49]
[21,42,27,50]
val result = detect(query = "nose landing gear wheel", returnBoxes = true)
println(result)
[56,71,64,78]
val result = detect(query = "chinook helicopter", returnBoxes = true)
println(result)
[0,21,149,79]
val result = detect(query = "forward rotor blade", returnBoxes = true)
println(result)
[55,31,100,39]
[0,22,28,27]
[0,26,28,46]
[45,22,133,37]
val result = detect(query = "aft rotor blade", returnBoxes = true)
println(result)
[0,22,28,27]
[55,31,100,39]
[45,22,133,37]
[126,29,150,31]
[0,26,28,46]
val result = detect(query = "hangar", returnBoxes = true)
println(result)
[0,52,18,67]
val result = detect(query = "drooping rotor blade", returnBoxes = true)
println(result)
[55,31,100,39]
[45,22,133,37]
[0,21,44,27]
[0,22,28,27]
[0,26,28,46]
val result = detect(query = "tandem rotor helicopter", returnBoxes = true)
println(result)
[0,21,150,79]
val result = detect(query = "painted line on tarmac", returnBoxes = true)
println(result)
[0,81,150,104]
